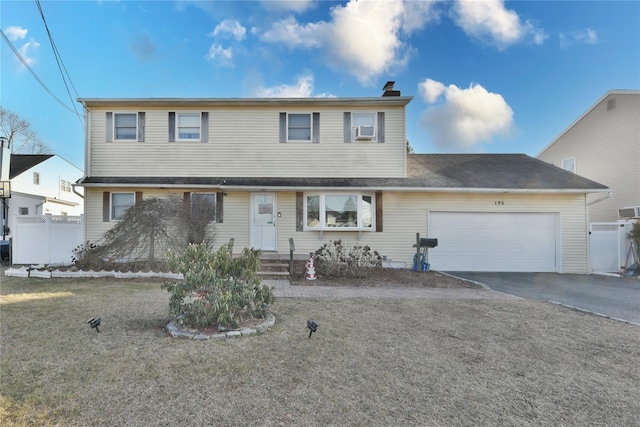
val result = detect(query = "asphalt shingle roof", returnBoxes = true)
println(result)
[9,154,54,179]
[78,153,608,192]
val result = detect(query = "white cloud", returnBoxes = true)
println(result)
[419,79,515,151]
[261,0,315,13]
[210,19,246,41]
[560,28,598,49]
[261,16,325,48]
[253,73,335,98]
[5,26,28,40]
[205,43,234,67]
[254,73,314,97]
[260,0,441,85]
[419,78,446,103]
[18,38,40,66]
[452,0,547,49]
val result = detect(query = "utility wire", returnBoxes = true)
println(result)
[35,0,83,126]
[0,28,79,117]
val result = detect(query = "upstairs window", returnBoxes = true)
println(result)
[114,113,137,140]
[106,112,145,142]
[33,172,40,185]
[169,112,209,142]
[288,114,311,141]
[344,112,385,143]
[304,193,374,231]
[352,113,376,141]
[177,113,201,140]
[60,180,71,192]
[279,112,320,143]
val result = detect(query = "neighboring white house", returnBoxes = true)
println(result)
[77,83,609,273]
[1,154,84,240]
[537,90,640,222]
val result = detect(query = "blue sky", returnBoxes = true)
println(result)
[1,0,639,170]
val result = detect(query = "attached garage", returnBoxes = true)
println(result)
[428,211,560,272]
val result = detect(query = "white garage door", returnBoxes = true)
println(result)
[428,212,559,272]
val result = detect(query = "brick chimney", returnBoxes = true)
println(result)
[382,81,400,97]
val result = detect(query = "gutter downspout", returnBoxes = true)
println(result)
[587,191,613,206]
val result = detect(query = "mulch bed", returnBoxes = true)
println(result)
[291,268,481,289]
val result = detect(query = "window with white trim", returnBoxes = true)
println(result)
[352,112,376,141]
[114,113,137,140]
[111,192,135,221]
[19,207,29,215]
[191,193,217,222]
[33,172,40,185]
[60,179,71,192]
[177,113,201,141]
[304,193,374,230]
[287,113,311,141]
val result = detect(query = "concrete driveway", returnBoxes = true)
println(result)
[447,272,640,326]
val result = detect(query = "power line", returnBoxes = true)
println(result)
[0,28,80,118]
[35,0,82,125]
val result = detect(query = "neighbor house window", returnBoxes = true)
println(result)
[114,113,137,140]
[19,207,29,215]
[33,172,40,185]
[562,158,575,173]
[60,180,71,192]
[111,192,135,221]
[191,193,217,222]
[304,193,373,230]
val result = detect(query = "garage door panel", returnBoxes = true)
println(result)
[429,212,558,272]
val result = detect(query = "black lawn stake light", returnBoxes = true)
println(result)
[307,320,319,338]
[87,317,101,333]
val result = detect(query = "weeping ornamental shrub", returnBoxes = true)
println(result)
[162,243,274,328]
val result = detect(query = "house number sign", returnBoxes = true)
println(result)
[494,201,505,205]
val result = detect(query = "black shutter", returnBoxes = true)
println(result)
[201,112,209,142]
[279,112,286,143]
[216,192,224,223]
[137,112,145,142]
[103,192,110,222]
[105,112,113,142]
[168,112,175,142]
[377,112,385,143]
[296,192,303,231]
[343,112,351,143]
[312,112,320,143]
[375,191,383,232]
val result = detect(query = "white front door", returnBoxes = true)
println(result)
[250,193,277,251]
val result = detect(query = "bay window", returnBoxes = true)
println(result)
[304,193,374,230]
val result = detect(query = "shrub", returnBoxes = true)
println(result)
[71,241,104,270]
[162,243,274,328]
[314,240,382,279]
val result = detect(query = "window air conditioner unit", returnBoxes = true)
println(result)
[618,206,640,219]
[355,125,375,140]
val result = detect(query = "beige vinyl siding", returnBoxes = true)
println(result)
[88,107,406,178]
[280,192,588,274]
[538,93,640,222]
[85,189,588,272]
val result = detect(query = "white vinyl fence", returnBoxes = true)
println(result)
[589,221,635,273]
[12,214,83,265]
